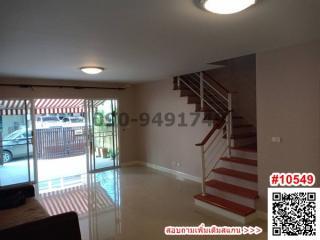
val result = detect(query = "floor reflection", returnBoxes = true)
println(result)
[36,170,121,240]
[35,167,268,240]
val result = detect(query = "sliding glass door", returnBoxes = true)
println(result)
[0,100,34,186]
[0,98,119,187]
[86,99,119,173]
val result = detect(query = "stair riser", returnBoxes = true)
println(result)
[217,161,257,174]
[231,138,256,147]
[210,174,258,190]
[205,187,256,209]
[188,97,200,104]
[231,149,257,160]
[178,85,190,91]
[194,199,256,224]
[232,127,256,135]
[180,90,197,97]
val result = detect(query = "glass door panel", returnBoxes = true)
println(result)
[85,99,119,173]
[93,100,115,170]
[85,100,94,173]
[35,99,87,182]
[0,100,34,186]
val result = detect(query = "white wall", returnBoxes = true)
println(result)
[256,40,320,211]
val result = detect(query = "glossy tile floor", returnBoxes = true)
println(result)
[0,155,114,186]
[36,166,267,240]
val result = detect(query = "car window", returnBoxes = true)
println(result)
[17,133,26,139]
[42,116,59,122]
[71,118,84,123]
[5,131,22,140]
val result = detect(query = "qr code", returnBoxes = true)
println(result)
[268,188,320,240]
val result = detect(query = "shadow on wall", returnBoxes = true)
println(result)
[207,54,256,127]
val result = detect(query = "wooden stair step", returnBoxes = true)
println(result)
[212,167,258,182]
[220,157,257,166]
[232,133,256,139]
[206,180,258,199]
[232,144,257,153]
[194,193,256,216]
[223,133,256,139]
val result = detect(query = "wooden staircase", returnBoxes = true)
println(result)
[173,72,258,223]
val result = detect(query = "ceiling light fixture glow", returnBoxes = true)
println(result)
[80,67,104,75]
[201,0,256,14]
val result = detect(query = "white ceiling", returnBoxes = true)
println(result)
[0,0,319,83]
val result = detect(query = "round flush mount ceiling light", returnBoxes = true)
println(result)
[80,67,104,75]
[201,0,256,14]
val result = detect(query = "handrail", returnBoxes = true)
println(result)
[204,120,226,153]
[202,72,230,94]
[195,118,225,146]
[176,70,232,197]
[176,71,233,197]
[188,74,229,106]
[191,73,229,102]
[203,80,229,102]
[179,77,222,117]
[182,77,227,113]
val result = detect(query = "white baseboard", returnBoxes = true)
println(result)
[144,162,201,183]
[120,161,144,167]
[120,161,201,183]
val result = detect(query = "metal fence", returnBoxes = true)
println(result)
[36,127,87,159]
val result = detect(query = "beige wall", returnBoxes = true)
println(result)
[0,79,138,164]
[256,41,320,211]
[135,79,212,178]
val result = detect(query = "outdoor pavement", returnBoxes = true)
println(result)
[0,155,114,186]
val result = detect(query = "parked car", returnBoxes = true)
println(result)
[61,116,85,127]
[36,116,62,129]
[1,128,33,163]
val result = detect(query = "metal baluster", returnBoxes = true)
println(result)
[227,93,232,157]
[200,72,204,110]
[201,145,206,196]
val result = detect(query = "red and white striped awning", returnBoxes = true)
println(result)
[0,100,30,116]
[35,99,84,114]
[0,99,105,115]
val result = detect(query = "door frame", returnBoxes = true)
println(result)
[85,98,120,174]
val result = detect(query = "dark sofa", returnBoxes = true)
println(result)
[0,184,82,240]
